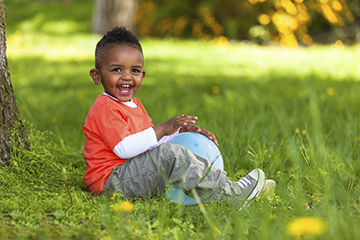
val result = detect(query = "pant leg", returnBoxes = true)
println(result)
[102,148,165,199]
[103,143,243,204]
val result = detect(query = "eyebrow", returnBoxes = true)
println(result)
[110,64,143,68]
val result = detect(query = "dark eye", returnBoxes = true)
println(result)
[113,68,121,72]
[132,69,141,73]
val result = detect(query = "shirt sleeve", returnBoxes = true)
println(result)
[113,127,181,159]
[113,127,158,159]
[148,129,180,150]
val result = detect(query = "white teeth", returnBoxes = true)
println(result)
[121,84,130,87]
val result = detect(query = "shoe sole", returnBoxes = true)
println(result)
[259,179,276,198]
[264,179,276,192]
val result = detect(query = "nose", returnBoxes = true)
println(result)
[121,71,131,80]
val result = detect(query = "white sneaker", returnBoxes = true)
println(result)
[236,169,266,202]
[262,179,276,197]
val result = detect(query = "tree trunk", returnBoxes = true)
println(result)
[0,1,29,164]
[92,0,136,35]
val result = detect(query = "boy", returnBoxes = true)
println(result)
[83,27,273,207]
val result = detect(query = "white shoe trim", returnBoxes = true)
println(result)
[247,169,265,199]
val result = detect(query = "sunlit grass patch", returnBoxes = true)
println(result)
[142,39,360,82]
[7,30,98,61]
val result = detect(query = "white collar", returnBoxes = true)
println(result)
[102,92,137,108]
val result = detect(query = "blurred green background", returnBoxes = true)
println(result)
[134,0,360,46]
[6,0,360,45]
[5,0,360,165]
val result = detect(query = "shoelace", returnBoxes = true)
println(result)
[237,176,253,189]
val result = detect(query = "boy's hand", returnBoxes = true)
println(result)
[179,124,219,146]
[153,115,198,140]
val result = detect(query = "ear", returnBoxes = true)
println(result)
[90,69,101,85]
[140,70,146,86]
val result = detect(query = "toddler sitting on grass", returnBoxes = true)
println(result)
[82,26,275,208]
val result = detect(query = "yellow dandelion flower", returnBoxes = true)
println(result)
[286,216,328,238]
[326,87,335,95]
[110,192,119,202]
[51,117,57,123]
[175,76,183,84]
[295,128,300,134]
[112,201,135,213]
[211,86,221,94]
[301,129,306,135]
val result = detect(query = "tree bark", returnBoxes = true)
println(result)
[0,1,29,164]
[92,0,136,35]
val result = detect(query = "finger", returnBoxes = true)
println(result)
[182,117,197,124]
[201,130,219,146]
[188,124,201,132]
[206,133,218,146]
[177,119,196,129]
[175,116,195,123]
[182,115,198,120]
[211,135,219,146]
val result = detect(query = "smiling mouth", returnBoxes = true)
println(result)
[118,84,133,94]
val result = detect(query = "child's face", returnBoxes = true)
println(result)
[90,44,145,102]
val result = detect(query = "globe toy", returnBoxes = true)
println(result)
[165,132,224,205]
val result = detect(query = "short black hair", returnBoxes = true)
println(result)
[95,26,143,69]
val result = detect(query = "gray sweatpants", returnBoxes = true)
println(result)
[102,143,243,204]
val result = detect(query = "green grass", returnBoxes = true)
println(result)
[1,0,360,239]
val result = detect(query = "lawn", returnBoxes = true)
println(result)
[1,0,360,239]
